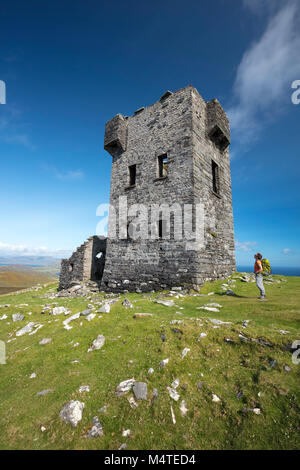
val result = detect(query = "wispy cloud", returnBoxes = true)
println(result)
[228,1,300,154]
[282,248,292,255]
[0,104,36,149]
[235,240,257,252]
[0,241,71,258]
[243,0,282,16]
[42,164,84,181]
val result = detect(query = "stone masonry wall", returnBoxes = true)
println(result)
[101,85,236,292]
[59,236,106,290]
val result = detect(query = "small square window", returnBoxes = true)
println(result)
[129,164,136,186]
[158,154,168,178]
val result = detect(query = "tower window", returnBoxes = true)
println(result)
[129,164,136,186]
[158,154,168,178]
[212,160,220,195]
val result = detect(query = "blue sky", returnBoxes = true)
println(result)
[0,0,299,266]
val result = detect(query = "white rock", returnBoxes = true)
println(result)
[198,306,220,312]
[155,300,175,307]
[115,378,135,397]
[63,312,81,326]
[148,368,154,374]
[16,322,36,336]
[199,333,207,338]
[88,334,105,352]
[85,313,96,322]
[30,373,36,379]
[0,314,8,320]
[51,306,69,315]
[170,406,176,424]
[167,387,180,401]
[12,313,24,322]
[59,400,85,427]
[122,429,131,437]
[181,347,190,358]
[78,385,90,393]
[212,393,221,403]
[180,400,188,417]
[209,318,232,325]
[98,303,110,313]
[159,358,169,368]
[171,378,180,389]
[128,397,138,409]
[39,338,52,345]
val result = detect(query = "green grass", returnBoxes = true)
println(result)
[0,274,299,450]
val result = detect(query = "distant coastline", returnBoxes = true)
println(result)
[237,266,300,277]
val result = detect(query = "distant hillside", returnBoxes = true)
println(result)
[0,264,58,295]
[0,255,63,266]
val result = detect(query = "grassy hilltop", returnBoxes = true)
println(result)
[0,264,59,295]
[0,274,299,450]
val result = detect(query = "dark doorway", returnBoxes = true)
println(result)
[94,251,106,281]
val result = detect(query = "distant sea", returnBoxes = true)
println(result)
[237,266,300,277]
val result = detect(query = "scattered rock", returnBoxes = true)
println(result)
[170,406,176,424]
[181,347,190,358]
[88,334,105,352]
[80,309,92,316]
[51,306,69,315]
[198,306,220,312]
[122,299,133,308]
[30,373,36,379]
[128,396,138,409]
[86,416,103,438]
[171,378,180,389]
[39,338,52,346]
[118,443,127,450]
[115,378,135,397]
[59,400,85,427]
[209,318,232,325]
[122,429,131,437]
[155,300,175,307]
[12,313,24,322]
[159,358,169,368]
[212,393,221,403]
[37,389,53,396]
[167,387,180,401]
[98,303,110,314]
[133,382,148,400]
[284,365,291,372]
[180,400,188,417]
[148,368,154,375]
[85,313,96,322]
[98,405,107,413]
[16,322,36,336]
[78,385,90,393]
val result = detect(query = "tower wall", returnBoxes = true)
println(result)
[101,85,236,292]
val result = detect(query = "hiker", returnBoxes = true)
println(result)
[254,253,266,299]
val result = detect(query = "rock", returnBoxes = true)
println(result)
[167,387,180,401]
[80,309,92,316]
[63,312,81,326]
[155,300,175,307]
[37,389,53,396]
[148,368,154,374]
[16,322,36,336]
[59,400,85,427]
[86,416,103,438]
[160,334,166,342]
[122,298,133,308]
[128,397,138,408]
[171,328,183,335]
[78,385,90,393]
[171,378,180,389]
[269,359,277,368]
[0,314,8,320]
[170,405,176,424]
[224,338,234,344]
[209,318,232,325]
[212,393,221,403]
[204,303,223,308]
[180,400,188,416]
[242,408,261,415]
[115,378,135,397]
[170,320,183,325]
[122,429,131,437]
[39,338,52,345]
[98,303,110,313]
[236,391,243,399]
[98,405,107,413]
[30,373,36,379]
[133,313,153,319]
[222,289,236,296]
[198,306,220,312]
[118,443,127,450]
[85,313,96,322]
[284,365,291,372]
[199,333,207,338]
[197,381,204,389]
[40,426,46,432]
[12,313,24,322]
[239,333,250,343]
[133,382,148,400]
[181,347,190,358]
[51,306,68,315]
[88,334,105,352]
[159,358,169,368]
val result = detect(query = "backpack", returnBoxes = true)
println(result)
[262,258,271,276]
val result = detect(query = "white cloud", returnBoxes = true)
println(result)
[235,240,257,252]
[228,1,300,153]
[0,241,71,258]
[282,248,292,255]
[243,0,281,15]
[0,104,35,149]
[42,164,84,181]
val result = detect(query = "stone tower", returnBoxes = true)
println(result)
[100,85,236,292]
